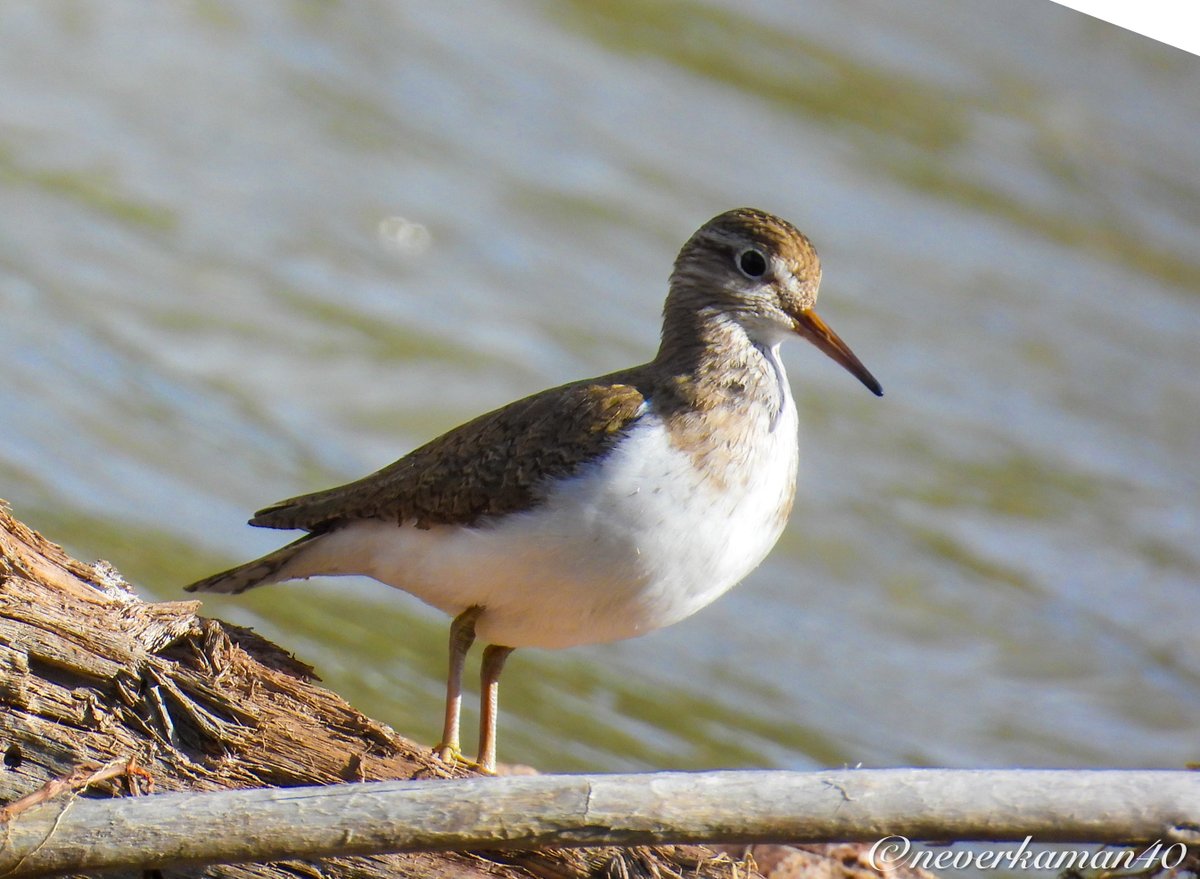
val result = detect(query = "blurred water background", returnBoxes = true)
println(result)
[1,1,1198,774]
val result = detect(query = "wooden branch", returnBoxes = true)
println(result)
[2,768,1197,876]
[0,757,146,824]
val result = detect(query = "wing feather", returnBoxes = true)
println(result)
[249,376,648,531]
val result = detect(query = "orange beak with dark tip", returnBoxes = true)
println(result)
[793,309,884,397]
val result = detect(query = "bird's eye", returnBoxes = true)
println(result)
[737,248,767,278]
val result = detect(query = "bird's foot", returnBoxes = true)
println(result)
[433,742,487,773]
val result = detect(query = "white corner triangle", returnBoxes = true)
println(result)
[1050,0,1200,57]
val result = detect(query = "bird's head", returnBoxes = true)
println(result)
[667,207,882,396]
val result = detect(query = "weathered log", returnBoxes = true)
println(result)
[1,768,1198,876]
[0,502,763,879]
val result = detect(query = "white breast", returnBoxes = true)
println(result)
[289,362,800,649]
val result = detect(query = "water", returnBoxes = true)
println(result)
[1,1,1197,775]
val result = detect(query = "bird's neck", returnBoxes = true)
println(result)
[652,299,788,416]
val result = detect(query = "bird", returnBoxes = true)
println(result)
[185,208,883,773]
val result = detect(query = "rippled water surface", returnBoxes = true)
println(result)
[2,1,1198,773]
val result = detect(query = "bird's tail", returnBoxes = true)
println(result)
[184,534,317,595]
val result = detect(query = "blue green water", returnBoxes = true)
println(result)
[1,1,1197,774]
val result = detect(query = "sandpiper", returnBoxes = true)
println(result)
[186,208,882,772]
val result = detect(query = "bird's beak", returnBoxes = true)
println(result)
[792,309,883,396]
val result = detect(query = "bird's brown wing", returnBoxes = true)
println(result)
[249,375,648,531]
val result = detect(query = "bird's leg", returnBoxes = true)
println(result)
[476,644,515,774]
[434,605,482,765]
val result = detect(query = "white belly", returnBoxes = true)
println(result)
[287,406,799,649]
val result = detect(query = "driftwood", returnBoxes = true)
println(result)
[2,768,1198,876]
[0,503,901,879]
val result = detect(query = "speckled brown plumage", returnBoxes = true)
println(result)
[250,376,650,530]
